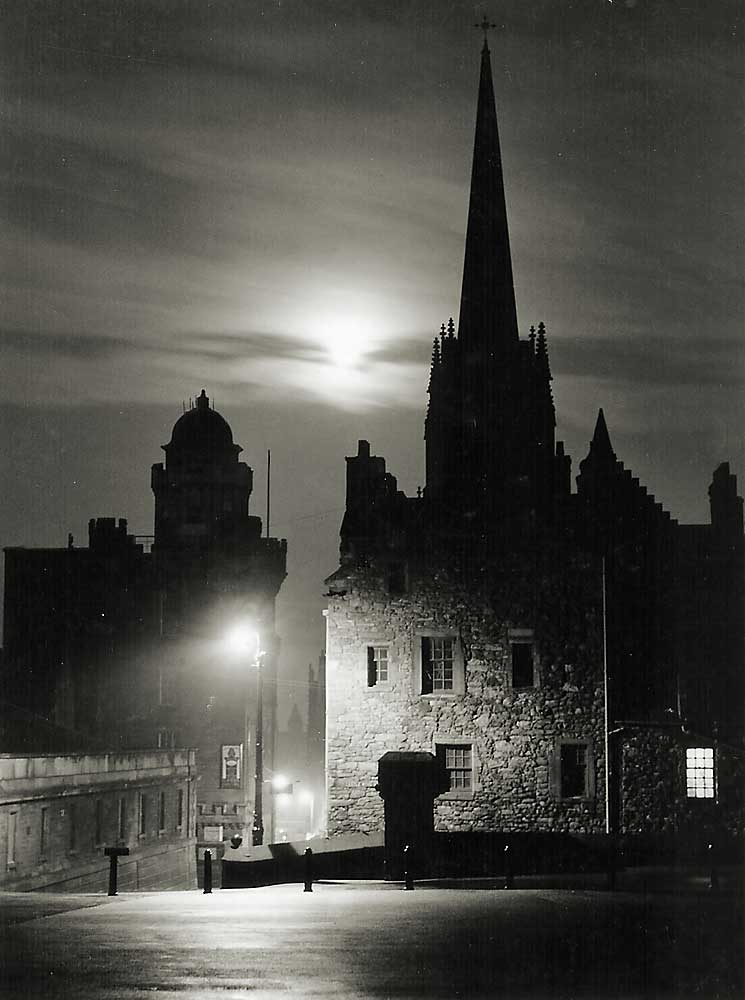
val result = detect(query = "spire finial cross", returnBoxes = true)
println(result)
[475,15,497,41]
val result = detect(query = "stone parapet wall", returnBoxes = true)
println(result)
[0,749,196,797]
[0,750,198,892]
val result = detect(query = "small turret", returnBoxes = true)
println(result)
[588,409,616,465]
[709,462,744,540]
[535,322,551,379]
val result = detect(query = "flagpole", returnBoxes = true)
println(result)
[602,555,610,835]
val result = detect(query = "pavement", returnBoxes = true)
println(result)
[1,870,742,999]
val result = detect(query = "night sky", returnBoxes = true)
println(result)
[1,1,743,724]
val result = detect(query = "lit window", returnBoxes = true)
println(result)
[437,744,473,790]
[367,646,389,686]
[423,637,454,693]
[686,748,715,799]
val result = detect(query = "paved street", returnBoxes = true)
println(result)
[1,877,742,999]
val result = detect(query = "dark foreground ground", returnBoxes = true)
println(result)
[1,869,742,999]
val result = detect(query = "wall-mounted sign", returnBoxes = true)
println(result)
[221,744,242,788]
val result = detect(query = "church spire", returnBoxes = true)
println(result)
[589,408,616,463]
[457,32,519,363]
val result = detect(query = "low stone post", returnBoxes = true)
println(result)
[203,849,213,894]
[104,846,130,897]
[403,844,414,890]
[503,843,513,889]
[303,847,313,893]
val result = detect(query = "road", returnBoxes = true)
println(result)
[1,878,742,999]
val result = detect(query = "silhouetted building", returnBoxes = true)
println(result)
[324,40,744,860]
[3,391,287,846]
[273,651,326,840]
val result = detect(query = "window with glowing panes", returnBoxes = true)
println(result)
[686,747,714,798]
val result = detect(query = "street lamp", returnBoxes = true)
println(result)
[225,625,265,846]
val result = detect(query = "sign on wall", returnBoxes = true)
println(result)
[221,744,243,788]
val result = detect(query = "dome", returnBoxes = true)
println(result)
[167,390,240,457]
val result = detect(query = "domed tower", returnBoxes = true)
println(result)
[152,388,258,552]
[151,389,286,634]
[150,390,287,846]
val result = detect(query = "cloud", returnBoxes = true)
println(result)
[552,334,744,388]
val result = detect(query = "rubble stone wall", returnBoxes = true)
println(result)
[326,554,607,836]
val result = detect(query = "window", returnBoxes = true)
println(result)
[117,798,126,841]
[40,807,49,857]
[69,802,77,851]
[511,642,534,688]
[686,748,715,799]
[438,744,473,790]
[367,646,389,686]
[158,728,175,748]
[95,799,104,845]
[138,794,147,837]
[158,792,166,832]
[559,742,590,799]
[422,637,454,693]
[176,789,184,830]
[160,669,176,708]
[7,812,17,867]
[388,563,407,595]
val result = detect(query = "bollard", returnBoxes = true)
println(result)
[104,846,129,897]
[708,841,719,891]
[503,843,513,889]
[403,844,414,890]
[108,853,118,897]
[203,849,213,894]
[303,847,313,892]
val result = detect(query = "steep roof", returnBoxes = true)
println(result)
[457,38,519,364]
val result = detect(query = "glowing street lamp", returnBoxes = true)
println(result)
[225,625,265,846]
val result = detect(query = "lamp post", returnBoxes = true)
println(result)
[226,625,265,846]
[252,648,264,846]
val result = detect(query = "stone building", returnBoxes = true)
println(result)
[3,391,287,847]
[324,40,744,862]
[0,749,197,892]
